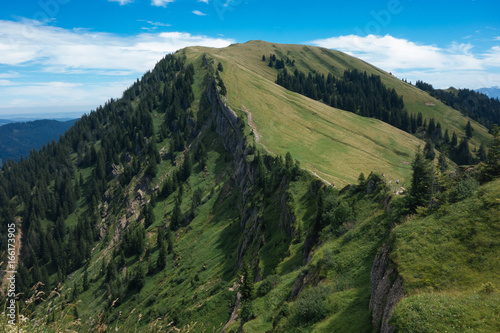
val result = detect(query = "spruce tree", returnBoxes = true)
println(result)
[466,120,473,138]
[157,237,167,270]
[438,154,448,173]
[240,261,253,301]
[83,266,89,291]
[485,125,500,177]
[144,203,155,228]
[170,194,182,231]
[408,148,433,212]
[451,131,458,148]
[427,118,436,136]
[443,129,450,144]
[457,138,472,165]
[358,172,366,188]
[424,141,436,160]
[478,143,487,162]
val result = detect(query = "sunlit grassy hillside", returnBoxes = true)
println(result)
[390,178,500,332]
[185,41,490,187]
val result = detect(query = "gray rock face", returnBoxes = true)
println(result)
[369,245,404,333]
[367,179,376,194]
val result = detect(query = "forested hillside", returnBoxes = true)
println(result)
[416,80,500,130]
[0,119,77,165]
[0,41,498,332]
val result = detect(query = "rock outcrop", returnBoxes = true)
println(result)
[369,244,404,333]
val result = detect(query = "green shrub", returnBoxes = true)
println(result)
[479,281,497,294]
[291,285,330,325]
[452,176,479,202]
[240,301,254,323]
[257,275,280,297]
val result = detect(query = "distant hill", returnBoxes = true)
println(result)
[0,119,17,126]
[476,86,500,99]
[0,119,77,164]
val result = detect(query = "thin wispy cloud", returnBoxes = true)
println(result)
[198,0,209,3]
[0,72,18,79]
[193,10,207,16]
[139,20,172,31]
[310,34,500,88]
[484,46,500,67]
[138,20,172,27]
[151,0,175,7]
[108,0,133,5]
[0,80,15,86]
[0,81,131,109]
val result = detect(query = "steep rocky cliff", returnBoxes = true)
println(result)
[370,244,404,333]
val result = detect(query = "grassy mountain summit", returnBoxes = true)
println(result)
[185,41,490,186]
[0,41,498,332]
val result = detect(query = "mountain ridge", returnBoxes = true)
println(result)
[0,41,497,332]
[476,86,500,99]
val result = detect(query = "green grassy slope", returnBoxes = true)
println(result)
[185,44,419,188]
[259,184,393,333]
[185,41,490,187]
[390,179,500,332]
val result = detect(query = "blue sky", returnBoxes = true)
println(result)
[1,0,499,117]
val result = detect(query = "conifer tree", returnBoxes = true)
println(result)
[443,129,450,144]
[130,262,146,290]
[466,120,473,138]
[438,154,448,173]
[157,235,167,270]
[427,118,436,136]
[83,266,89,291]
[485,125,500,177]
[417,112,423,127]
[408,148,433,212]
[240,261,253,301]
[358,172,366,188]
[478,143,487,162]
[170,194,182,231]
[424,141,436,160]
[456,138,472,165]
[144,203,155,228]
[451,131,458,148]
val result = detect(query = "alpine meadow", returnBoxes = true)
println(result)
[0,39,499,333]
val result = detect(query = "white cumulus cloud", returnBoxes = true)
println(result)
[108,0,133,5]
[0,20,233,72]
[151,0,175,7]
[0,19,234,110]
[310,34,500,89]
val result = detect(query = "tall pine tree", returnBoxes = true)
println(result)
[408,148,433,212]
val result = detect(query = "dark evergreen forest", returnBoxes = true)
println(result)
[273,61,485,166]
[415,80,500,130]
[0,54,196,306]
